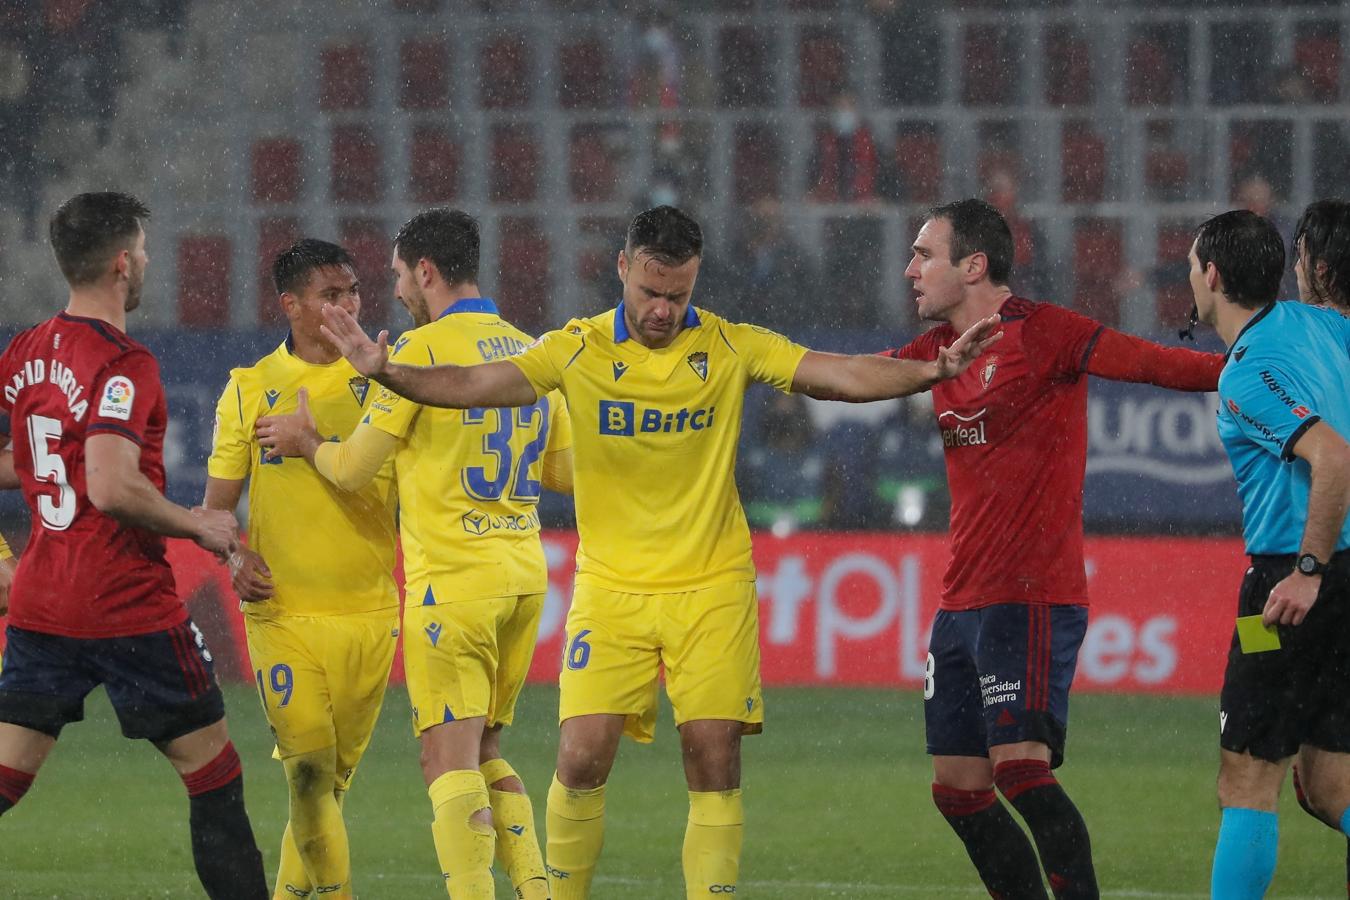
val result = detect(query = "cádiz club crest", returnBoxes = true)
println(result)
[687,351,708,382]
[348,376,370,405]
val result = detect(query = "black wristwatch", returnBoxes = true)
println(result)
[1296,553,1328,577]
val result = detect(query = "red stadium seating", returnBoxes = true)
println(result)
[1044,26,1093,106]
[497,217,550,333]
[568,127,617,203]
[320,43,372,111]
[963,24,1016,106]
[1145,145,1189,196]
[250,137,302,205]
[894,127,942,203]
[1073,219,1124,327]
[798,28,846,108]
[558,38,613,109]
[399,38,449,109]
[330,124,382,203]
[1295,30,1341,101]
[1061,122,1106,203]
[733,122,781,203]
[409,125,459,202]
[480,33,530,109]
[1126,35,1179,106]
[177,235,231,328]
[490,126,539,203]
[718,26,773,108]
[257,217,300,324]
[339,218,390,324]
[1156,222,1197,326]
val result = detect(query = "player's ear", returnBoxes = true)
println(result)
[111,248,131,281]
[418,257,436,289]
[278,291,299,321]
[1204,262,1222,294]
[617,249,629,282]
[965,251,988,283]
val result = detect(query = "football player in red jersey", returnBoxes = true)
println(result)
[0,192,267,899]
[886,200,1223,899]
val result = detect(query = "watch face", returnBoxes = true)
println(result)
[1299,555,1320,574]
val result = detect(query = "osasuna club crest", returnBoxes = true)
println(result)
[348,376,370,405]
[687,351,708,382]
[979,355,999,390]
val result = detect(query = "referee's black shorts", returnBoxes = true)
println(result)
[1220,550,1350,762]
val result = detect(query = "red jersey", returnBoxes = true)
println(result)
[0,312,182,638]
[889,297,1223,611]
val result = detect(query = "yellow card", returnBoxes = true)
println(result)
[1236,615,1282,654]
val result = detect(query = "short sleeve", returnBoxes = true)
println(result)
[544,389,572,453]
[721,321,810,392]
[1220,360,1321,461]
[364,330,425,439]
[87,349,163,446]
[206,373,252,480]
[505,328,574,397]
[886,328,945,362]
[1022,304,1105,380]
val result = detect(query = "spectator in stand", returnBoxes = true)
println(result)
[809,90,880,203]
[720,197,818,334]
[1236,173,1298,299]
[740,392,825,536]
[983,165,1050,300]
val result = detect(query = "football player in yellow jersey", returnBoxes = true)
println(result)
[203,239,400,900]
[256,209,572,900]
[314,206,1002,899]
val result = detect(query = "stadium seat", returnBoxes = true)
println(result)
[1295,30,1341,101]
[893,126,942,203]
[490,125,539,202]
[330,124,382,203]
[1044,25,1093,106]
[409,125,459,202]
[1144,131,1189,198]
[718,26,773,108]
[339,218,390,324]
[1061,122,1106,203]
[557,37,614,109]
[399,37,449,109]
[496,217,550,334]
[1155,222,1197,326]
[962,24,1016,106]
[1073,219,1124,327]
[250,137,302,205]
[798,27,846,108]
[568,126,617,203]
[177,235,231,328]
[257,217,300,324]
[733,122,781,203]
[480,33,530,109]
[320,42,372,110]
[1126,33,1180,106]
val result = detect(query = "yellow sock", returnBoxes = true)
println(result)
[682,790,744,900]
[281,750,351,898]
[274,821,312,900]
[482,758,548,900]
[546,772,606,900]
[429,769,496,899]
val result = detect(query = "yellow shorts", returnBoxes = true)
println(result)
[558,581,764,743]
[402,592,544,736]
[244,608,398,787]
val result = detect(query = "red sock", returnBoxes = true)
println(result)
[181,742,242,797]
[0,763,36,811]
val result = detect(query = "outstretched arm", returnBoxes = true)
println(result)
[791,314,1002,401]
[1085,328,1224,391]
[320,303,537,409]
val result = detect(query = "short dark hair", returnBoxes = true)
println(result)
[625,205,702,266]
[48,191,150,287]
[271,238,356,295]
[927,199,1014,285]
[393,208,479,285]
[1194,210,1285,309]
[1293,199,1350,309]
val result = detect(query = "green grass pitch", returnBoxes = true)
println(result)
[0,685,1343,898]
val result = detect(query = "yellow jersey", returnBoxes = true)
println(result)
[507,303,807,593]
[364,298,573,602]
[208,338,399,618]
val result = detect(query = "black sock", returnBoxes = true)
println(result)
[933,782,1048,900]
[995,760,1098,900]
[182,743,268,900]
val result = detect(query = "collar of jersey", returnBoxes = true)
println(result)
[612,301,701,343]
[1225,300,1278,360]
[438,297,499,319]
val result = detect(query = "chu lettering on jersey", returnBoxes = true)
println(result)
[4,357,91,421]
[938,408,988,448]
[598,399,716,436]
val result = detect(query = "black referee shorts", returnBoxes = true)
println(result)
[1219,550,1350,762]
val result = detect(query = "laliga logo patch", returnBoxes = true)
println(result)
[348,375,370,405]
[687,351,708,382]
[979,355,999,390]
[98,375,135,420]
